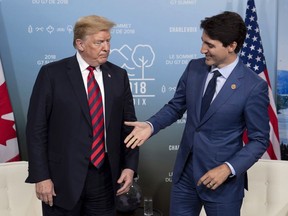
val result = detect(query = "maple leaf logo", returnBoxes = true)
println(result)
[0,82,17,146]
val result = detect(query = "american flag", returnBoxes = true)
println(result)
[240,0,280,159]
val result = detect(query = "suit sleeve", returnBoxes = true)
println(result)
[148,66,188,134]
[228,79,270,175]
[121,71,139,173]
[26,66,52,183]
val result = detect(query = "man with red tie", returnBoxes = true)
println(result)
[26,15,139,216]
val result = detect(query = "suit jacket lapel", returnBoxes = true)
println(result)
[200,61,244,124]
[66,56,91,125]
[101,63,113,130]
[196,63,211,121]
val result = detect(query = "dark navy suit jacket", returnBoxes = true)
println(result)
[148,57,269,203]
[26,55,139,210]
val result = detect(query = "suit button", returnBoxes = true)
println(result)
[89,134,92,138]
[195,128,200,132]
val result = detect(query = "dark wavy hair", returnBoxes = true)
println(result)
[200,11,247,53]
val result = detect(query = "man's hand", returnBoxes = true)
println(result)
[35,179,56,206]
[116,168,134,196]
[197,164,231,190]
[124,121,152,149]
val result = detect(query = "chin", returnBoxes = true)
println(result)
[99,59,108,64]
[205,59,214,66]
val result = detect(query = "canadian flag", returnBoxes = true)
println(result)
[0,58,20,162]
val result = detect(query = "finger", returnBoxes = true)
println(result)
[124,133,134,144]
[197,176,207,186]
[124,121,135,126]
[116,184,126,196]
[130,143,138,149]
[48,191,56,206]
[130,139,142,149]
[211,183,217,190]
[126,136,140,148]
[206,181,216,189]
[126,138,136,148]
[36,192,41,200]
[117,177,124,185]
[48,197,54,207]
[207,182,213,188]
[38,194,45,202]
[137,139,145,146]
[118,184,131,195]
[42,195,49,204]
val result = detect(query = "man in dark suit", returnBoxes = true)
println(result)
[124,11,269,216]
[26,15,139,216]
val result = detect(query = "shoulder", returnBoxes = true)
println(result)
[101,61,125,71]
[235,61,268,95]
[188,57,206,66]
[101,61,127,77]
[42,56,75,68]
[186,57,209,72]
[39,56,76,73]
[238,60,267,84]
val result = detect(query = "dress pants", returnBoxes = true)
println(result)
[43,156,115,216]
[170,154,242,216]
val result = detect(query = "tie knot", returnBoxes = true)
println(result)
[212,70,221,78]
[87,66,95,73]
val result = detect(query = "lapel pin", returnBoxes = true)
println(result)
[108,73,111,78]
[231,84,236,89]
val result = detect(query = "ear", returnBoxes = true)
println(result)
[228,41,237,53]
[75,39,85,52]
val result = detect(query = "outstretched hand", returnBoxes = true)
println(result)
[124,121,152,148]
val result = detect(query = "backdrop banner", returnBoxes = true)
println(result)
[0,0,279,214]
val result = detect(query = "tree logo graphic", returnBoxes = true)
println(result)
[110,44,155,80]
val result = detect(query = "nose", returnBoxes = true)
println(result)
[102,41,110,51]
[200,43,207,54]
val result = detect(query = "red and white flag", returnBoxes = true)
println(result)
[240,0,280,159]
[0,58,20,162]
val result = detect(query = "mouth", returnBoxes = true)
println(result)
[100,54,108,58]
[204,56,214,65]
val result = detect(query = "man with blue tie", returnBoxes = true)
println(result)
[124,11,269,216]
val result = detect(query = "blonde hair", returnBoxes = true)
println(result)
[73,15,115,48]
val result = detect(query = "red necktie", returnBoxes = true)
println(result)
[87,66,105,168]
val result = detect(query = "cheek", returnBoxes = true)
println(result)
[89,48,101,56]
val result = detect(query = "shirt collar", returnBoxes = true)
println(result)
[211,57,239,79]
[76,52,101,72]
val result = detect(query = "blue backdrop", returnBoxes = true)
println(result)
[0,0,280,214]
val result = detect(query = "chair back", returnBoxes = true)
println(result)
[0,161,42,216]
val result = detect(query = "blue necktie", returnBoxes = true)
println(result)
[200,70,221,120]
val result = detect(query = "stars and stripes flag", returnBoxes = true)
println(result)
[240,0,280,159]
[0,57,20,162]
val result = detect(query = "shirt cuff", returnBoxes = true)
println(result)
[225,162,236,177]
[145,121,154,133]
